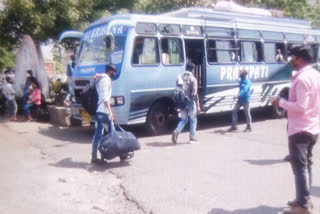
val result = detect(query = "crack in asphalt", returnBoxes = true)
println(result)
[109,169,148,214]
[119,183,148,214]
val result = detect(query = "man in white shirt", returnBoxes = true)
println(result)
[91,63,117,164]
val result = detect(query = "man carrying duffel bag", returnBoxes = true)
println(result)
[90,63,117,165]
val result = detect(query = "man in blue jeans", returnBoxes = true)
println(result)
[91,63,117,164]
[172,62,200,144]
[229,69,252,132]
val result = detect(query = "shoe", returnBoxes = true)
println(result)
[91,158,106,165]
[119,152,134,161]
[10,117,17,121]
[243,127,252,132]
[171,130,178,144]
[287,199,313,210]
[282,205,312,214]
[228,126,237,132]
[189,137,198,144]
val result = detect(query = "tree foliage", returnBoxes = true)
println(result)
[133,0,213,13]
[0,0,93,48]
[0,47,15,69]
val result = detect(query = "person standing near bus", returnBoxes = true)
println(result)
[67,54,75,94]
[171,62,200,144]
[2,77,17,121]
[91,63,117,165]
[271,45,320,214]
[23,70,34,106]
[229,69,252,132]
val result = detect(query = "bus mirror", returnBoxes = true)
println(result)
[105,35,115,54]
[105,35,112,49]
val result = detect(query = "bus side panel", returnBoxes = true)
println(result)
[127,64,185,124]
[203,63,291,113]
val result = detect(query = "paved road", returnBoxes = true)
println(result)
[1,109,320,214]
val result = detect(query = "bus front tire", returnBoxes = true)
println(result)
[146,102,170,135]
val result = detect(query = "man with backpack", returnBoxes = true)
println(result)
[172,62,200,144]
[91,63,117,164]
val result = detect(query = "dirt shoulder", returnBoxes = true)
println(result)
[0,120,145,214]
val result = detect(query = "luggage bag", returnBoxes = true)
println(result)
[98,122,140,160]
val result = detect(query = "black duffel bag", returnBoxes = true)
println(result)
[98,122,140,160]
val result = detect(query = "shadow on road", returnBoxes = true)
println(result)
[37,106,277,141]
[144,141,188,147]
[197,107,275,132]
[123,107,275,138]
[38,126,93,144]
[208,206,283,214]
[244,159,286,166]
[49,157,130,172]
[213,129,231,135]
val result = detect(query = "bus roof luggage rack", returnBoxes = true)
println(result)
[162,2,312,30]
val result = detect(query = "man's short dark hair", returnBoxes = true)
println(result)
[105,63,117,73]
[27,69,33,77]
[289,45,313,63]
[6,77,13,83]
[186,62,195,73]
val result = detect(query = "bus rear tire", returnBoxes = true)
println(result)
[146,102,170,135]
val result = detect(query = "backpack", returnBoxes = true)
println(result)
[173,73,192,109]
[80,78,103,116]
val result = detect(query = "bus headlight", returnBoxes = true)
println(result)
[110,96,125,106]
[116,96,124,105]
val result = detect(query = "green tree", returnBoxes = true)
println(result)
[0,0,93,47]
[133,0,212,13]
[0,47,15,69]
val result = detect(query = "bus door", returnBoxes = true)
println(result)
[184,39,205,97]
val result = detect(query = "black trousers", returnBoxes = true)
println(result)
[288,132,318,208]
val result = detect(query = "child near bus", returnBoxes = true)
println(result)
[2,77,17,121]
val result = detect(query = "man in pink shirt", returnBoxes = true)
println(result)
[271,45,320,214]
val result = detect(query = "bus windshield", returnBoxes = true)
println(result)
[78,30,127,66]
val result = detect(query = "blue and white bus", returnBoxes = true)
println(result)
[69,7,320,135]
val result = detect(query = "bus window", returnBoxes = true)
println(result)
[78,37,107,65]
[132,37,159,65]
[207,40,236,63]
[264,43,276,63]
[161,38,184,65]
[276,43,285,62]
[239,41,262,63]
[264,42,285,63]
